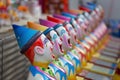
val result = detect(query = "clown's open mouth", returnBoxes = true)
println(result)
[68,39,72,47]
[74,35,77,42]
[59,44,64,53]
[50,47,53,52]
[51,54,55,59]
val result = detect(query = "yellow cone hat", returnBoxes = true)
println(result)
[69,10,84,14]
[27,21,48,31]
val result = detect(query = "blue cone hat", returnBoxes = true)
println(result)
[12,24,39,49]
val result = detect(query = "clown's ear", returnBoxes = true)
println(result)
[34,46,44,56]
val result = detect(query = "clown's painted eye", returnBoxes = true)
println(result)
[68,26,73,31]
[50,31,58,41]
[44,38,48,44]
[60,29,66,36]
[53,34,58,40]
[34,46,44,55]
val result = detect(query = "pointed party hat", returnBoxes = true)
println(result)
[47,16,64,24]
[27,21,54,36]
[39,19,57,28]
[66,11,78,16]
[86,2,96,10]
[12,24,39,49]
[79,6,91,12]
[85,5,95,10]
[87,2,96,6]
[27,21,48,31]
[61,12,76,19]
[69,10,84,14]
[53,14,71,22]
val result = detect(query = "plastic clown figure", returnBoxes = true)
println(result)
[12,24,55,68]
[27,22,64,58]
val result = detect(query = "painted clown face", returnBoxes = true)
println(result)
[25,34,55,67]
[91,10,99,23]
[95,6,101,17]
[83,12,94,32]
[77,15,90,35]
[97,5,104,19]
[81,15,90,28]
[34,34,54,62]
[46,30,64,58]
[71,19,84,40]
[64,22,77,45]
[55,25,72,51]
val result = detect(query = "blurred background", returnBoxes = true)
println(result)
[0,0,120,80]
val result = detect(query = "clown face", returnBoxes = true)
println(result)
[91,10,100,28]
[46,30,64,58]
[91,10,99,23]
[55,25,72,51]
[76,15,88,36]
[64,22,77,45]
[97,5,104,19]
[71,18,84,40]
[34,34,54,62]
[78,14,89,28]
[25,34,55,67]
[84,12,94,32]
[95,6,101,17]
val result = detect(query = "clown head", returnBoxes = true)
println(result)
[70,18,85,40]
[25,33,55,68]
[63,21,77,45]
[54,24,72,51]
[12,24,55,68]
[44,28,64,58]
